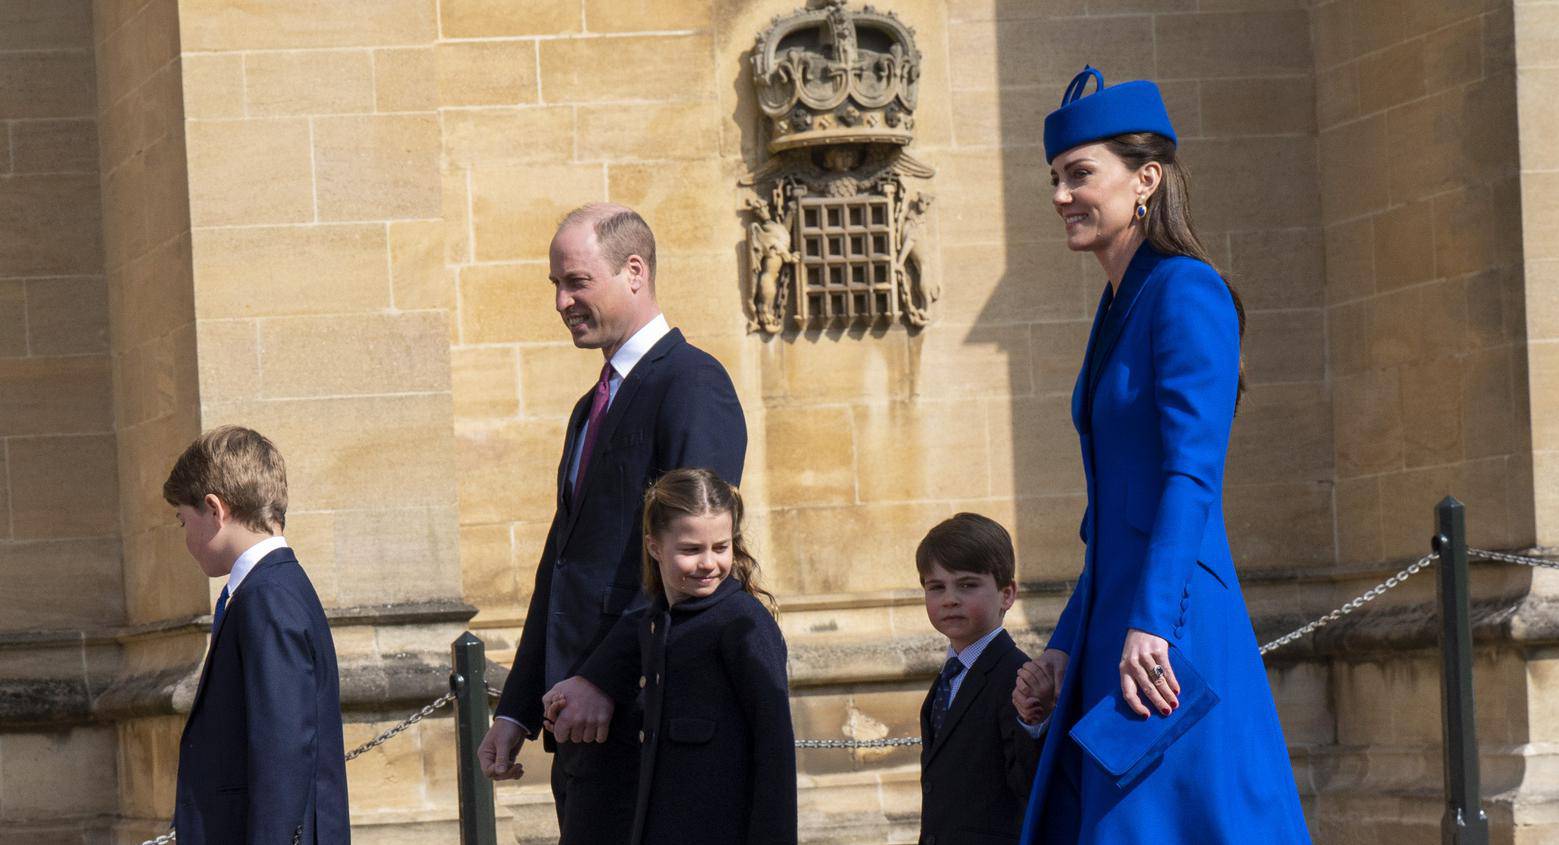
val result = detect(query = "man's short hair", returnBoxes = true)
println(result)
[558,203,657,283]
[163,426,288,534]
[915,512,1016,585]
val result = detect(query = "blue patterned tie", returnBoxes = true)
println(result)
[929,655,965,740]
[212,585,230,633]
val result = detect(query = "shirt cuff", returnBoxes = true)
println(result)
[495,715,535,737]
[1017,716,1048,739]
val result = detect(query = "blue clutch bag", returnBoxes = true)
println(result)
[1067,645,1219,789]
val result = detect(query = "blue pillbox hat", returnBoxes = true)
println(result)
[1043,66,1177,163]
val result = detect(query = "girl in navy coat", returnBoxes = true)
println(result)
[1013,67,1311,844]
[627,468,796,845]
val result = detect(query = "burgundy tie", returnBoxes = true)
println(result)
[573,361,614,502]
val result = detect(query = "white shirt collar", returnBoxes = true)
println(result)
[945,625,1005,670]
[228,535,288,595]
[608,313,670,381]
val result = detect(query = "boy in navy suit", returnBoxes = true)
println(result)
[164,426,349,844]
[916,513,1047,845]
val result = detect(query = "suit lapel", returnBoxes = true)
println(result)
[185,549,296,723]
[925,631,1015,767]
[558,329,685,546]
[1072,284,1113,434]
[557,391,592,511]
[1086,244,1165,396]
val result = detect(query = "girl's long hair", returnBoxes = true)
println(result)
[641,468,777,616]
[1105,132,1247,403]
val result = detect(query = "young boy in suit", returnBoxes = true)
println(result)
[164,426,349,844]
[917,513,1048,845]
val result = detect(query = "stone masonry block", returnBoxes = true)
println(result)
[186,118,314,227]
[457,262,559,345]
[763,405,856,508]
[244,50,375,117]
[437,41,538,107]
[442,107,573,168]
[0,50,94,120]
[8,433,118,539]
[180,53,245,120]
[259,311,452,398]
[456,419,566,525]
[0,173,102,276]
[10,119,97,174]
[439,0,579,38]
[452,346,520,421]
[0,538,123,628]
[584,0,711,31]
[203,393,456,511]
[373,47,437,113]
[313,114,443,221]
[191,224,390,319]
[853,401,990,503]
[180,0,437,50]
[389,220,454,312]
[0,727,116,817]
[471,162,603,262]
[517,345,604,419]
[607,160,729,253]
[575,102,722,162]
[539,34,714,103]
[26,276,108,356]
[0,356,112,436]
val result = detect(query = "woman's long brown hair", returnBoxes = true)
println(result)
[641,468,778,616]
[1105,132,1247,403]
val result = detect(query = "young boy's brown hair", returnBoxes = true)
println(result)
[915,512,1016,585]
[162,425,287,533]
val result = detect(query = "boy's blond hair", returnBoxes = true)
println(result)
[162,426,288,534]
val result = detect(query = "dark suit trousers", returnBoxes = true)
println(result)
[550,729,639,845]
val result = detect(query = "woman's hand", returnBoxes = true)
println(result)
[1120,628,1180,718]
[1013,648,1068,724]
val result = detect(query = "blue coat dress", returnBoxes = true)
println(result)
[1020,244,1311,844]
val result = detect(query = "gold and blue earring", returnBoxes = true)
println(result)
[1135,197,1148,220]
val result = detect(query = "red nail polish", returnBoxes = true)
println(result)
[1160,707,1170,716]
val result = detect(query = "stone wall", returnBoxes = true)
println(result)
[0,2,119,841]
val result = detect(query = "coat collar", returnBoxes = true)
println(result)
[1086,241,1167,394]
[652,573,745,617]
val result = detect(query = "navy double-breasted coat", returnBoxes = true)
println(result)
[629,577,796,845]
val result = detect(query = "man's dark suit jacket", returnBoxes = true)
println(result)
[496,327,748,731]
[175,548,350,845]
[919,629,1042,845]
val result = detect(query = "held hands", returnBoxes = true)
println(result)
[542,675,614,743]
[477,718,526,782]
[1013,648,1067,725]
[1120,628,1180,718]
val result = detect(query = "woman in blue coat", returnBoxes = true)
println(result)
[1013,67,1311,844]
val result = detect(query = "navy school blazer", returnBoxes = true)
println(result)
[496,328,748,730]
[174,548,350,845]
[919,629,1042,845]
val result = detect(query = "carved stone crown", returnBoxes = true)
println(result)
[751,0,921,153]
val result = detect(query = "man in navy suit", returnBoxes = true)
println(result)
[480,204,747,844]
[164,425,349,845]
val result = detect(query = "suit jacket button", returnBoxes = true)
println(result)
[639,675,647,688]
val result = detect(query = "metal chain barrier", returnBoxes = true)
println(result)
[1255,547,1559,657]
[139,545,1557,844]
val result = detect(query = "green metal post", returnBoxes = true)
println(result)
[451,632,498,845]
[1434,497,1489,845]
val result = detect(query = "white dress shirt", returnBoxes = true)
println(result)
[566,313,671,487]
[228,534,289,595]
